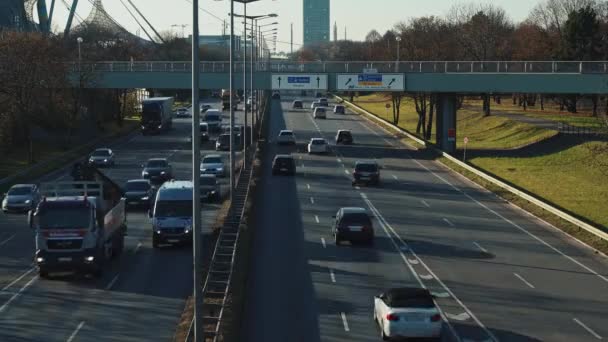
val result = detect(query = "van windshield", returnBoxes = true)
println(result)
[154,200,192,217]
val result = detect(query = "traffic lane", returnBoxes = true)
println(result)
[324,105,605,340]
[284,102,446,341]
[242,100,321,342]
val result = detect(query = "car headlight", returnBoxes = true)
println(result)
[184,226,192,234]
[217,167,224,172]
[85,256,95,262]
[156,230,162,234]
[142,171,149,176]
[103,159,108,162]
[160,171,166,175]
[141,196,149,201]
[36,257,45,263]
[157,125,162,129]
[89,158,94,162]
[25,200,31,204]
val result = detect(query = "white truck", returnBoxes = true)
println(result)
[29,171,127,278]
[141,97,174,135]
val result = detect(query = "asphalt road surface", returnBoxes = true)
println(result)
[241,96,608,342]
[0,100,246,342]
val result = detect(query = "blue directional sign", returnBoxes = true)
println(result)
[358,74,383,82]
[288,76,311,84]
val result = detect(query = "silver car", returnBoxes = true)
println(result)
[200,154,226,177]
[2,184,40,213]
[88,148,115,167]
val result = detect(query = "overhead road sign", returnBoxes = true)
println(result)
[337,73,405,91]
[271,74,328,90]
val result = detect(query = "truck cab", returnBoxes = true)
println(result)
[150,180,194,248]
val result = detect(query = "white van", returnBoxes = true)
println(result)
[150,180,193,248]
[203,109,222,132]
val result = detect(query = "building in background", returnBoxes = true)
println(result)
[303,0,330,46]
[0,0,37,32]
[333,21,338,42]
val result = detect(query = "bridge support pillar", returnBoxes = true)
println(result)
[436,94,457,154]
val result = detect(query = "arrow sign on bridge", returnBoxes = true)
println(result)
[277,77,282,88]
[271,74,328,90]
[337,74,404,91]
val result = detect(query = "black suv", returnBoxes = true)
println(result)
[336,130,353,145]
[272,154,296,176]
[333,207,374,246]
[352,161,380,186]
[292,100,303,109]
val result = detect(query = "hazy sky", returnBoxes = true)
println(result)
[47,0,544,52]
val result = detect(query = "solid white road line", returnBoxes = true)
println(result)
[315,215,320,224]
[105,275,119,291]
[573,318,603,340]
[67,321,86,342]
[419,274,434,280]
[514,273,535,289]
[473,242,488,253]
[337,158,342,163]
[343,170,349,175]
[1,267,35,291]
[329,269,336,283]
[0,275,38,313]
[301,162,305,168]
[310,197,315,205]
[362,192,495,342]
[421,200,431,208]
[321,238,326,248]
[340,312,350,332]
[392,175,398,180]
[0,233,16,247]
[133,242,142,254]
[443,218,455,227]
[355,186,361,190]
[409,157,608,284]
[306,183,310,190]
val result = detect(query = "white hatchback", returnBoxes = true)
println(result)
[307,138,328,154]
[374,288,443,340]
[276,130,296,145]
[313,107,327,119]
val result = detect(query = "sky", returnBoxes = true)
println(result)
[46,0,545,53]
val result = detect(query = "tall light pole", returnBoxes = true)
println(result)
[76,37,83,71]
[190,0,202,341]
[395,36,401,72]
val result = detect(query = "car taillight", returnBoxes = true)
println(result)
[386,313,400,322]
[431,314,441,322]
[362,225,372,232]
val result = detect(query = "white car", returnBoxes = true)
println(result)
[200,154,226,177]
[88,148,115,167]
[276,130,296,145]
[374,288,443,340]
[307,138,328,154]
[175,107,190,117]
[2,184,40,213]
[313,107,327,119]
[310,101,323,110]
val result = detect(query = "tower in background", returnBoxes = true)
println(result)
[303,0,330,46]
[333,21,337,41]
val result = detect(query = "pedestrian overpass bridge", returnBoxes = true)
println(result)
[73,60,608,152]
[74,60,608,94]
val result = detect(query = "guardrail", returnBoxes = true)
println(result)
[334,94,608,243]
[71,60,608,74]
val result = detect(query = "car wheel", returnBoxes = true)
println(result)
[39,269,49,279]
[334,234,341,246]
[381,325,390,341]
[152,235,160,248]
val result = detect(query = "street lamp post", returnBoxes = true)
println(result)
[395,36,401,72]
[190,0,202,341]
[76,37,83,72]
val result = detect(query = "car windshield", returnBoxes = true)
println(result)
[356,164,378,172]
[8,187,32,195]
[200,124,208,132]
[38,208,90,229]
[126,182,150,191]
[275,158,294,166]
[390,295,435,308]
[205,114,221,122]
[339,131,352,137]
[279,131,293,136]
[200,177,216,186]
[218,135,230,144]
[341,213,372,226]
[316,108,325,113]
[203,157,222,164]
[312,140,326,145]
[154,200,192,217]
[147,160,167,168]
[92,150,110,157]
[177,108,187,112]
[294,101,302,105]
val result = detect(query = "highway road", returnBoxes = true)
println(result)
[241,96,608,342]
[0,101,245,342]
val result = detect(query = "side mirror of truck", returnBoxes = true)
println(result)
[27,210,34,229]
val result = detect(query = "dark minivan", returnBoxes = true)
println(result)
[272,154,296,176]
[333,207,374,245]
[352,160,380,186]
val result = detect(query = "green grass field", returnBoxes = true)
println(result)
[347,93,608,229]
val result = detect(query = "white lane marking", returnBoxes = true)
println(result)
[315,215,320,224]
[340,312,350,332]
[443,218,455,227]
[306,184,310,190]
[67,321,86,342]
[408,258,420,265]
[299,155,303,160]
[105,275,119,291]
[133,242,142,254]
[0,233,16,246]
[392,175,398,180]
[301,162,305,168]
[343,170,349,175]
[1,267,35,291]
[362,192,493,342]
[337,158,342,163]
[410,157,608,284]
[421,200,431,208]
[432,291,451,298]
[355,186,361,190]
[321,238,326,248]
[0,275,38,313]
[573,318,602,340]
[514,273,535,289]
[419,274,434,280]
[473,242,488,253]
[310,197,315,205]
[329,269,336,283]
[445,312,471,321]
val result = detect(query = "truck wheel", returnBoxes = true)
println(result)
[39,269,49,279]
